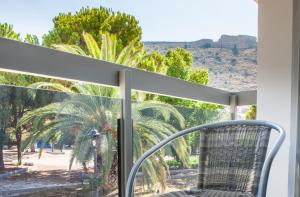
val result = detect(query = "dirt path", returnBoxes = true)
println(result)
[0,148,93,196]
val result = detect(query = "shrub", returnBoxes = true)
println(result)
[230,58,237,66]
[246,105,256,120]
[166,160,182,169]
[232,44,239,56]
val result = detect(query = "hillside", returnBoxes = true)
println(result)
[144,35,257,92]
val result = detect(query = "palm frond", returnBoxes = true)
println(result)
[83,32,101,59]
[28,82,73,93]
[52,44,87,56]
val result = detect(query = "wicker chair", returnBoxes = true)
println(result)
[126,121,285,197]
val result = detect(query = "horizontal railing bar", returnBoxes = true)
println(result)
[234,90,257,106]
[132,68,229,105]
[0,38,256,106]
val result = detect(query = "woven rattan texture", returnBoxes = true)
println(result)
[197,125,271,196]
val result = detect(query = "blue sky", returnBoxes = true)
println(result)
[0,0,257,41]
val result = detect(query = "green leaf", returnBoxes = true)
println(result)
[82,32,101,59]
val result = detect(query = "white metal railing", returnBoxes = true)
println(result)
[0,37,257,197]
[0,38,256,105]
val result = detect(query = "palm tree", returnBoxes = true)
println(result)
[17,32,189,192]
[51,32,189,189]
[18,83,188,193]
[132,102,188,191]
[52,32,143,67]
[51,31,144,100]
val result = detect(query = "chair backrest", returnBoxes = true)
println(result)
[197,124,271,196]
[125,121,285,197]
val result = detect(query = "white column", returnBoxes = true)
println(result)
[257,0,295,196]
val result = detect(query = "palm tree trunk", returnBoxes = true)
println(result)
[0,145,4,171]
[51,143,54,152]
[96,154,118,195]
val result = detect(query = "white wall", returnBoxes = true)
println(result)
[290,0,300,196]
[257,0,294,196]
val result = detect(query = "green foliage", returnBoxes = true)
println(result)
[24,34,40,45]
[0,132,7,148]
[166,160,181,169]
[246,105,256,120]
[0,22,62,166]
[134,49,216,112]
[0,22,20,41]
[0,87,26,166]
[1,11,225,181]
[53,32,143,67]
[133,101,188,190]
[188,155,198,166]
[0,71,48,86]
[0,12,224,181]
[0,87,12,149]
[166,156,199,170]
[188,68,209,85]
[165,48,192,80]
[0,22,40,46]
[0,23,50,87]
[0,23,46,167]
[158,51,221,110]
[15,30,191,186]
[137,52,166,74]
[0,85,56,165]
[18,82,188,191]
[43,7,142,52]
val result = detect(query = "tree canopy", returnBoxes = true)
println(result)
[0,22,20,41]
[189,68,209,85]
[165,48,193,80]
[137,52,166,74]
[0,13,227,193]
[43,7,142,52]
[24,34,40,45]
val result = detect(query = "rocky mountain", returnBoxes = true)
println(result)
[144,35,257,92]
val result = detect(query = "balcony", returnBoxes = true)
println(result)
[0,37,256,196]
[0,1,299,196]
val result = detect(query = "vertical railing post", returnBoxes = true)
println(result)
[119,69,133,197]
[230,94,238,120]
[90,129,100,197]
